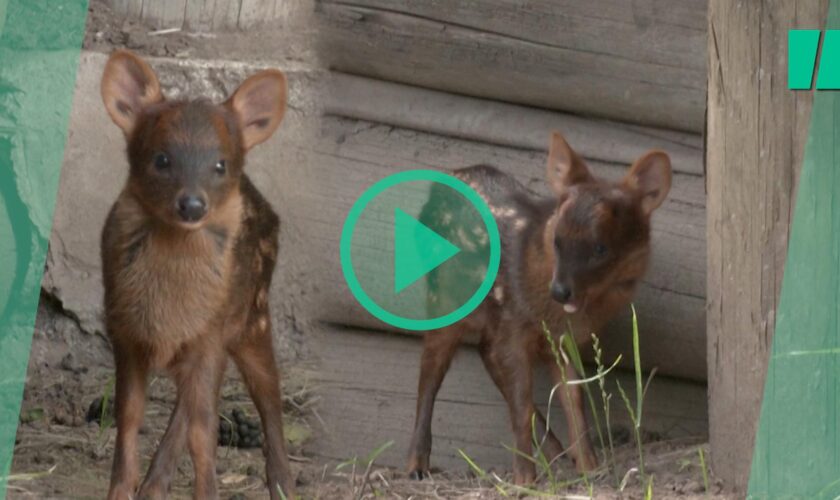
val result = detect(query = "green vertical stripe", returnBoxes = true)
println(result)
[789,30,821,90]
[0,1,87,498]
[748,1,840,497]
[817,31,840,89]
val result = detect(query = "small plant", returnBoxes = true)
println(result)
[698,446,710,493]
[458,304,653,497]
[592,334,621,489]
[90,375,116,448]
[335,440,393,499]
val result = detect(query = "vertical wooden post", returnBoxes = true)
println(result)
[707,0,826,492]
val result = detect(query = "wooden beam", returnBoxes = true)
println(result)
[325,73,704,177]
[315,0,708,132]
[706,0,826,492]
[105,0,287,31]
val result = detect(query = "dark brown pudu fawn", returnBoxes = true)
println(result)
[407,132,671,484]
[99,50,294,499]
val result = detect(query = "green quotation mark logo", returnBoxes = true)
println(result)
[789,30,840,89]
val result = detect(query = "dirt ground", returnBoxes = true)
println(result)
[8,2,731,499]
[10,300,729,499]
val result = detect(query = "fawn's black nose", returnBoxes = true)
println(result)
[176,195,207,223]
[550,281,572,303]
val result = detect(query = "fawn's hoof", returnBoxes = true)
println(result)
[408,469,430,480]
[573,449,599,473]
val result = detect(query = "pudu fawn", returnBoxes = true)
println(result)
[99,50,294,499]
[407,132,671,484]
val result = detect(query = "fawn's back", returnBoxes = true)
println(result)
[428,133,670,344]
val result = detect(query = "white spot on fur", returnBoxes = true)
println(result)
[493,285,505,303]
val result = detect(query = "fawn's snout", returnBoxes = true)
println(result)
[549,280,573,303]
[176,192,208,223]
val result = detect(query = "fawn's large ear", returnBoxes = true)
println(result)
[545,131,593,195]
[100,50,163,135]
[623,150,672,215]
[225,69,287,151]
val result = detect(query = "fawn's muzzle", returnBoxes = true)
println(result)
[550,281,572,303]
[176,194,208,223]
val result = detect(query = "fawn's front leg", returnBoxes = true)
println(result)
[407,325,466,479]
[107,341,148,500]
[231,315,295,499]
[137,343,227,500]
[548,361,597,472]
[479,333,538,485]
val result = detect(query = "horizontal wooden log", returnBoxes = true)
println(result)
[312,325,708,470]
[298,115,706,380]
[315,0,707,132]
[325,73,704,176]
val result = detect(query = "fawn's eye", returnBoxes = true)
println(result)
[153,152,170,171]
[594,243,608,256]
[214,159,226,175]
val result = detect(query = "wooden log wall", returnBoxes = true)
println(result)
[307,0,711,469]
[315,0,707,132]
[308,74,707,382]
[706,0,826,492]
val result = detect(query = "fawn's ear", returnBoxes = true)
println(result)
[623,150,672,215]
[100,50,163,135]
[545,131,593,195]
[225,69,287,151]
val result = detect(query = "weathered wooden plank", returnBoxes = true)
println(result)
[331,0,706,68]
[211,0,243,30]
[312,325,708,470]
[706,0,825,492]
[238,0,276,29]
[315,0,707,132]
[124,0,144,18]
[107,0,289,31]
[325,73,704,177]
[183,0,217,32]
[136,0,187,29]
[300,115,706,380]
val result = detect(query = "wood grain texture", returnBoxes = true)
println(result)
[183,0,216,31]
[302,114,706,381]
[311,325,708,470]
[325,73,705,177]
[239,0,276,29]
[315,0,708,132]
[706,0,825,492]
[105,0,286,30]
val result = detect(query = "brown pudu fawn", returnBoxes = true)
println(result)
[99,50,294,499]
[407,132,671,484]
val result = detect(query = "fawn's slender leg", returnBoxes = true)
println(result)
[406,325,466,479]
[548,361,597,472]
[231,316,295,500]
[478,332,538,485]
[107,340,148,500]
[137,344,226,500]
[477,342,565,464]
[185,353,227,500]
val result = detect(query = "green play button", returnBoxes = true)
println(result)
[340,170,501,331]
[393,208,461,294]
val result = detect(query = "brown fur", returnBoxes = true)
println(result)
[406,132,672,484]
[100,50,294,500]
